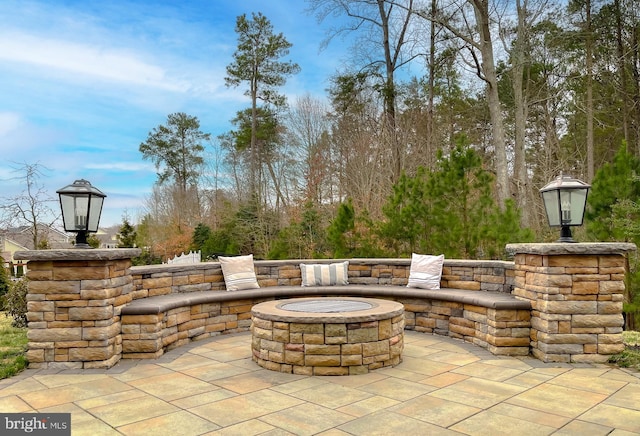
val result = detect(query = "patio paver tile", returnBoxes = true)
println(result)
[188,389,304,427]
[430,377,526,409]
[553,420,614,436]
[450,410,557,436]
[181,361,254,382]
[0,377,50,398]
[86,395,179,427]
[127,372,216,401]
[337,410,459,435]
[451,361,524,382]
[260,403,354,436]
[111,363,173,382]
[288,383,373,409]
[205,419,276,435]
[604,383,640,411]
[211,372,289,394]
[116,410,220,436]
[357,377,436,401]
[389,394,481,427]
[420,371,470,388]
[336,395,401,417]
[18,377,133,409]
[578,403,640,433]
[0,395,35,412]
[548,372,628,395]
[398,355,459,376]
[506,383,607,418]
[170,388,237,409]
[488,402,570,428]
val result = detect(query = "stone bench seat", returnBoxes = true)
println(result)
[121,285,530,315]
[120,285,532,359]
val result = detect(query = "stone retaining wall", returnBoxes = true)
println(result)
[130,258,515,299]
[15,243,635,369]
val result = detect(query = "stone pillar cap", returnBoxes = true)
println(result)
[506,242,636,256]
[14,248,142,261]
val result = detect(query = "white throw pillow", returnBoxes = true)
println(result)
[407,253,444,290]
[219,254,260,291]
[300,261,349,286]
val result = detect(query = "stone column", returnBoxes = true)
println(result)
[14,249,140,369]
[507,243,636,363]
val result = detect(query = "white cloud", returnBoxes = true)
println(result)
[0,112,21,136]
[0,31,190,92]
[85,162,154,172]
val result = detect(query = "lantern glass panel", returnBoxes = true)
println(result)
[60,194,89,231]
[542,190,560,226]
[87,195,105,232]
[568,189,588,226]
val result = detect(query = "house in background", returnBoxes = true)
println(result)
[94,225,121,249]
[1,224,125,275]
[1,224,72,275]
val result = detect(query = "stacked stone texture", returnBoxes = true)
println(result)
[508,243,634,363]
[17,249,139,369]
[251,314,404,375]
[15,245,634,368]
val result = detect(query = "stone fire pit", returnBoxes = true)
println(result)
[251,297,405,375]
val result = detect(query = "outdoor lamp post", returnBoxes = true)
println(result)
[540,174,590,243]
[57,179,106,248]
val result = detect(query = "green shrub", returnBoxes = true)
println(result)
[5,279,28,328]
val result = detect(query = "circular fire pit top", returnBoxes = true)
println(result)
[251,297,404,323]
[280,299,374,313]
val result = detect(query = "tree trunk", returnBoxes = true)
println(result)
[513,0,529,226]
[586,0,594,181]
[473,0,510,207]
[426,0,437,170]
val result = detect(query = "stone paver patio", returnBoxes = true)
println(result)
[1,330,640,435]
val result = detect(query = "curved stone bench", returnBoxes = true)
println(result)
[120,285,531,359]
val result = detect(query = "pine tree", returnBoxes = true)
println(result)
[0,257,10,310]
[117,218,138,248]
[327,200,355,258]
[586,143,640,241]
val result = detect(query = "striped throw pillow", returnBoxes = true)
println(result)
[219,254,260,291]
[300,261,349,286]
[407,253,444,290]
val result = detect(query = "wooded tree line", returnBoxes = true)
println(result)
[132,0,640,265]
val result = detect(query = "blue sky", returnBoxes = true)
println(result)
[0,0,350,227]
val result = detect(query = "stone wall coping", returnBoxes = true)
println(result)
[506,242,636,256]
[14,248,142,261]
[130,257,514,275]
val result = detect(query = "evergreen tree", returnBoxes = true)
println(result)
[380,139,530,259]
[225,12,299,202]
[191,223,211,251]
[586,143,640,241]
[139,112,210,194]
[117,218,138,248]
[586,143,640,329]
[327,199,355,258]
[0,257,10,310]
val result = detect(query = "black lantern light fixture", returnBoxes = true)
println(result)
[539,174,590,243]
[57,179,106,248]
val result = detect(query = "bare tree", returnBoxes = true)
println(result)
[499,0,552,226]
[414,0,511,207]
[0,162,58,249]
[309,0,419,182]
[285,94,333,204]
